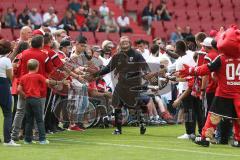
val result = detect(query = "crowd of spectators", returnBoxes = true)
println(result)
[0,7,237,148]
[0,0,133,36]
[141,0,171,34]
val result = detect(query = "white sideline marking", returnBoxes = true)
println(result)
[51,138,240,157]
[48,134,184,144]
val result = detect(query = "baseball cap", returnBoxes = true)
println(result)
[60,39,71,48]
[92,45,102,52]
[32,29,44,36]
[201,37,213,47]
[76,35,87,44]
[209,29,218,37]
[102,40,114,49]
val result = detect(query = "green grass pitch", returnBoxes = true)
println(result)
[0,113,240,160]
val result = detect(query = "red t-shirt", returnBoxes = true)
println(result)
[196,55,240,99]
[11,54,22,95]
[42,45,64,68]
[19,73,47,98]
[18,48,54,78]
[75,14,86,27]
[88,81,97,91]
[188,77,201,97]
[197,48,207,66]
[215,56,240,98]
[96,79,107,92]
[192,48,206,97]
[57,51,66,60]
[17,48,54,97]
[203,49,218,93]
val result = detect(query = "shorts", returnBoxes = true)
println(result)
[210,96,238,119]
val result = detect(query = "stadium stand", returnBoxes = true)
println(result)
[0,0,239,42]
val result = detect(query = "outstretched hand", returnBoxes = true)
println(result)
[179,64,194,77]
[85,61,99,74]
[82,73,97,82]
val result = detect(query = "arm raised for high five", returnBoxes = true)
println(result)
[179,55,222,78]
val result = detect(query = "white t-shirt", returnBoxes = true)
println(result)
[117,16,130,27]
[146,54,160,72]
[99,56,115,91]
[43,12,59,24]
[137,48,150,61]
[99,6,109,17]
[0,57,12,78]
[175,50,196,94]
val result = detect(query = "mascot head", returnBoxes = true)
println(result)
[216,25,240,58]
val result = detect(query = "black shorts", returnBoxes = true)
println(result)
[112,85,138,108]
[112,84,148,108]
[209,96,238,119]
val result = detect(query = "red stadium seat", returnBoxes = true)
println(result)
[95,32,108,45]
[82,32,96,45]
[106,32,119,44]
[27,3,41,9]
[151,21,166,39]
[0,28,13,41]
[1,0,15,2]
[69,31,96,45]
[122,33,152,43]
[210,0,222,12]
[0,2,14,11]
[13,29,20,40]
[13,2,27,15]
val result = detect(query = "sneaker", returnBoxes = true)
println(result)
[140,123,146,135]
[39,140,50,145]
[112,129,122,135]
[194,137,210,147]
[161,111,175,125]
[158,119,167,125]
[231,140,240,147]
[177,133,195,139]
[46,130,54,134]
[177,134,190,139]
[3,140,21,147]
[189,134,196,140]
[149,119,160,125]
[68,125,85,131]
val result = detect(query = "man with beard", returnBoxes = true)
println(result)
[87,36,154,135]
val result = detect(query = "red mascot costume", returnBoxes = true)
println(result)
[180,25,240,147]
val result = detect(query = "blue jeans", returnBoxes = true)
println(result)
[25,98,46,142]
[142,16,153,27]
[0,78,12,143]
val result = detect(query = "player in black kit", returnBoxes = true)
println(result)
[88,36,154,135]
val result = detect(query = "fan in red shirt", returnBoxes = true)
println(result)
[42,32,64,68]
[17,35,55,98]
[180,25,240,147]
[18,59,68,144]
[75,8,88,31]
[200,37,218,114]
